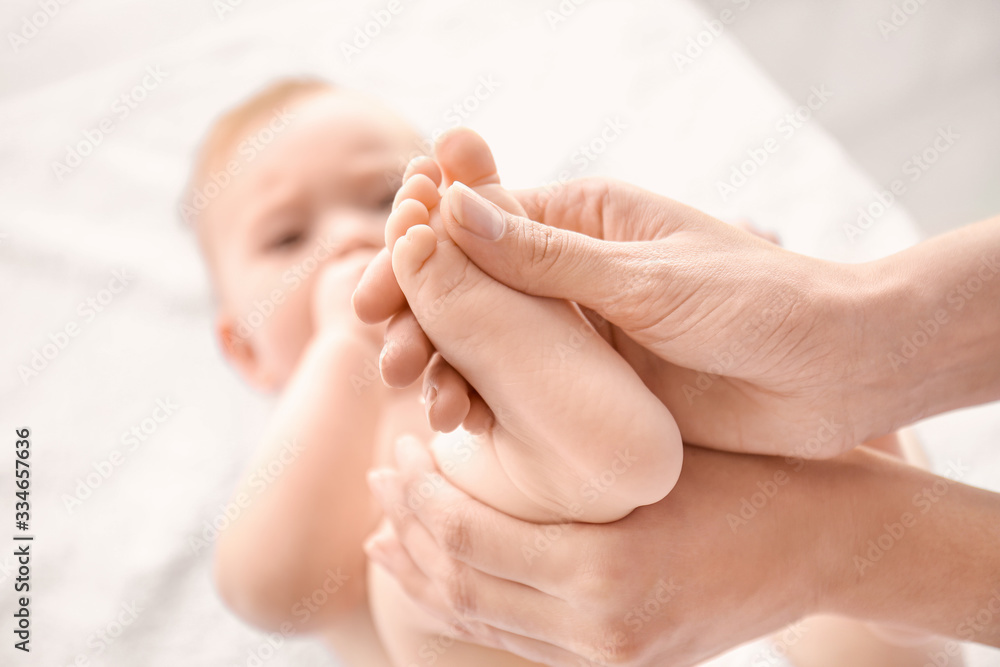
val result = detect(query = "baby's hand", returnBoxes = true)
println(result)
[312,254,383,348]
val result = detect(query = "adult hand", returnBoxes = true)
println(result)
[365,437,1000,665]
[358,177,882,457]
[358,177,1000,456]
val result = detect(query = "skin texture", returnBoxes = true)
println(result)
[358,179,1000,458]
[366,436,1000,666]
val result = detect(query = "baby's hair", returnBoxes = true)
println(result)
[180,77,335,227]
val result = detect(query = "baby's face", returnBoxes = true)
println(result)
[200,91,421,390]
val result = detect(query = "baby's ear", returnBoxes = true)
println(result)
[216,314,275,391]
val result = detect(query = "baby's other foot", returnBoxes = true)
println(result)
[387,129,682,523]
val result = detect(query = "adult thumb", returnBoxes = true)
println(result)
[441,182,630,313]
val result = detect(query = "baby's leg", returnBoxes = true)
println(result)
[386,128,683,523]
[778,430,964,667]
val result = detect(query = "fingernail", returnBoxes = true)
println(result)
[449,182,505,241]
[378,342,396,385]
[424,384,437,408]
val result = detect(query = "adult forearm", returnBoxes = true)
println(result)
[822,450,1000,645]
[857,216,1000,436]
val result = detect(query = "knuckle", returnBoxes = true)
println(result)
[522,220,564,280]
[602,250,669,327]
[608,639,642,666]
[444,563,477,617]
[437,503,474,560]
[569,175,613,200]
[579,626,641,667]
[467,622,504,651]
[573,552,620,601]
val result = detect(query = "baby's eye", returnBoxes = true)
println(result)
[266,228,306,252]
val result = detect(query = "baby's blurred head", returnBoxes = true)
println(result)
[185,79,422,390]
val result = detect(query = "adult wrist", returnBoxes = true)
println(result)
[775,448,878,621]
[817,449,1000,645]
[807,447,912,618]
[851,222,1000,436]
[840,257,932,439]
[796,258,909,447]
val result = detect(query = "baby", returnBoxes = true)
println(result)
[188,79,958,667]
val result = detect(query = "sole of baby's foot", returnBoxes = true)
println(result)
[388,130,683,523]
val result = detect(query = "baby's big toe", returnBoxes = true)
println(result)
[435,127,500,188]
[434,128,525,217]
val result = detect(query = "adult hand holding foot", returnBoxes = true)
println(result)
[356,167,1000,457]
[365,435,1000,666]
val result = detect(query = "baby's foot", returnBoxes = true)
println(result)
[386,129,682,523]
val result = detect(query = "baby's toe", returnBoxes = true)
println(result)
[391,223,438,284]
[434,127,525,217]
[392,173,441,212]
[385,198,430,251]
[403,155,442,187]
[435,127,500,188]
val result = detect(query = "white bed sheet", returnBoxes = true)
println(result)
[0,0,997,665]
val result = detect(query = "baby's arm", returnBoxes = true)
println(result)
[214,276,386,632]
